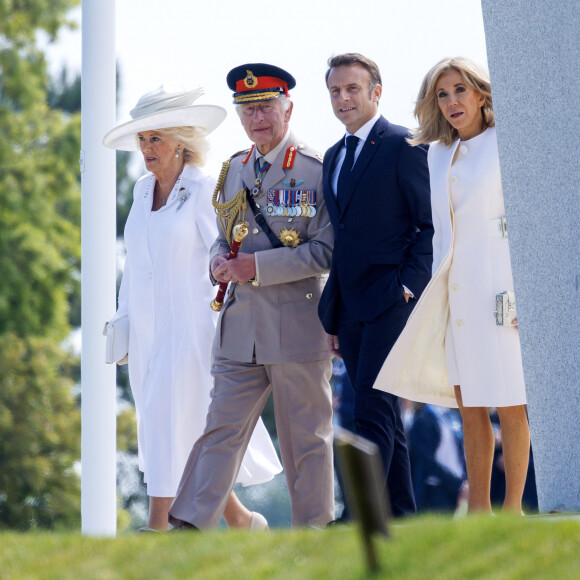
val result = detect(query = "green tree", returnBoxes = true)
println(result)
[0,0,82,529]
[48,67,81,113]
[0,334,80,530]
[0,1,81,338]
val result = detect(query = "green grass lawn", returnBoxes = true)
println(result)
[1,513,579,579]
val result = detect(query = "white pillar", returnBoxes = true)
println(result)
[80,0,117,536]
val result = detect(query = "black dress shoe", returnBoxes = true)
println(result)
[326,517,347,527]
[170,519,199,531]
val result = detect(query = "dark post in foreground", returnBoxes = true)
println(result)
[334,427,390,574]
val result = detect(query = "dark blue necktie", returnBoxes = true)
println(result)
[337,135,359,210]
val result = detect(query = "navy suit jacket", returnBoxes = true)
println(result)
[318,116,433,334]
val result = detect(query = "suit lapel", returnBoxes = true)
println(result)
[323,140,342,223]
[339,117,388,213]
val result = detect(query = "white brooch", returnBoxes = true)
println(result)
[176,187,190,211]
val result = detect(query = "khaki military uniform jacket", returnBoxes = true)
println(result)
[210,133,334,364]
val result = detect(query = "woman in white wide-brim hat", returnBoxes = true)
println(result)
[104,85,282,531]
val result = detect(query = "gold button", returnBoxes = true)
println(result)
[451,176,458,183]
[452,284,459,291]
[456,320,463,327]
[256,203,261,209]
[252,228,259,235]
[306,292,313,300]
[252,280,260,287]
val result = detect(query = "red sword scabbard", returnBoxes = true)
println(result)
[210,222,249,311]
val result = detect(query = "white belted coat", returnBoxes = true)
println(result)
[374,128,527,408]
[117,165,281,497]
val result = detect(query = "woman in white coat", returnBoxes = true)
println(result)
[374,58,530,514]
[103,86,281,531]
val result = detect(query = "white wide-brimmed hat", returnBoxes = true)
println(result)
[102,84,227,151]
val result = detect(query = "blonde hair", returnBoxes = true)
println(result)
[408,57,494,147]
[136,126,209,167]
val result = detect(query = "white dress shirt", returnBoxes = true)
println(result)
[256,128,291,166]
[331,112,381,196]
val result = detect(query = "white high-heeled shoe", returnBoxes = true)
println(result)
[249,512,269,531]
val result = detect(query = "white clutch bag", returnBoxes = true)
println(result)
[494,290,517,326]
[104,313,129,365]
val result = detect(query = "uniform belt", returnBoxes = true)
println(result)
[489,216,508,238]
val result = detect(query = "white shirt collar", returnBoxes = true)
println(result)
[344,112,380,144]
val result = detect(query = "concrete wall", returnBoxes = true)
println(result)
[481,0,579,512]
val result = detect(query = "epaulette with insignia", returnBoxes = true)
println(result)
[295,143,324,163]
[283,145,297,169]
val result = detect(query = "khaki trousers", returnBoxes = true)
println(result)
[169,355,335,528]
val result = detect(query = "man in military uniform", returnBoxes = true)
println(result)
[169,63,335,529]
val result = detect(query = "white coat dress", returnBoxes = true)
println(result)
[117,165,282,497]
[374,127,527,408]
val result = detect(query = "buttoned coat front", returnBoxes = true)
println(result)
[117,165,281,497]
[374,128,526,408]
[210,133,334,364]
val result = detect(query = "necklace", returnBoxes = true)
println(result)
[154,189,170,208]
[154,174,183,209]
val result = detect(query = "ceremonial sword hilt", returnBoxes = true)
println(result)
[210,222,249,311]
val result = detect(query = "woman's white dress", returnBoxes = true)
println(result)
[374,128,527,408]
[117,165,282,497]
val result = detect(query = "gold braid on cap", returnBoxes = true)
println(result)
[234,91,282,103]
[211,150,249,245]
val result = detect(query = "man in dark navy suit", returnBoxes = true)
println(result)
[319,53,433,518]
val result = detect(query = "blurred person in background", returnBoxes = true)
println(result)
[408,403,468,512]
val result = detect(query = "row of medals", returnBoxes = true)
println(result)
[266,202,317,218]
[252,176,317,218]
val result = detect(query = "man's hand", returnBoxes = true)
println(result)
[211,254,229,282]
[213,252,256,285]
[328,334,342,358]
